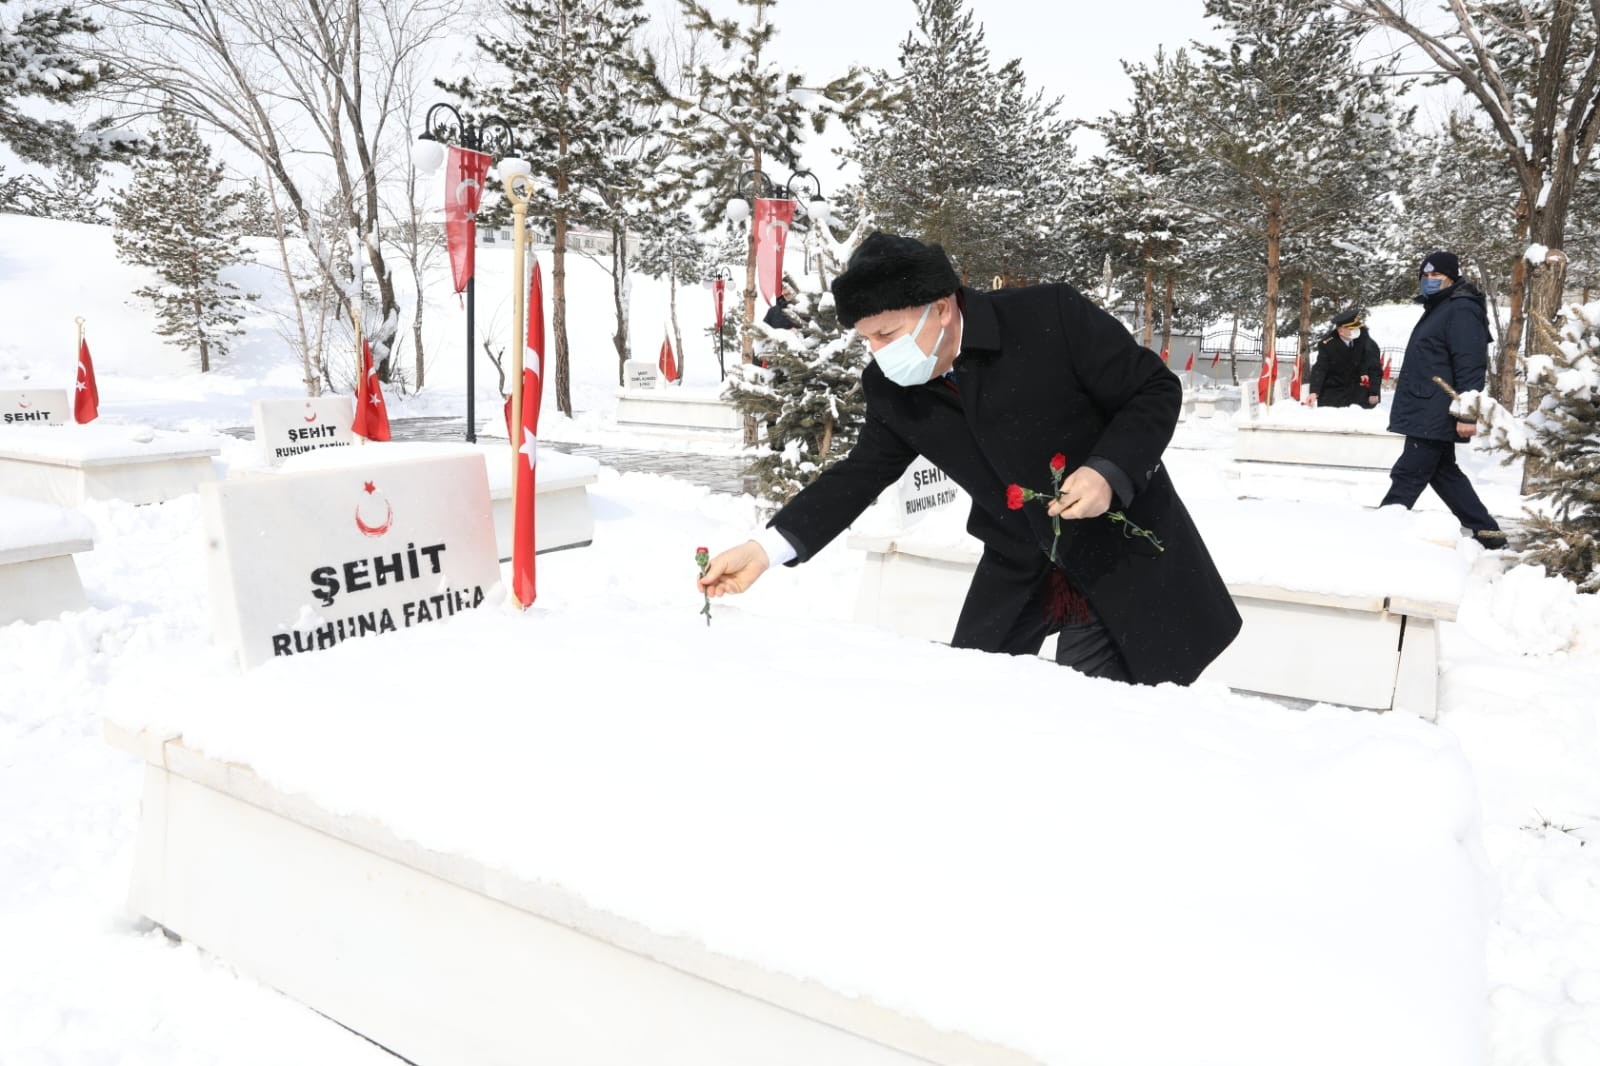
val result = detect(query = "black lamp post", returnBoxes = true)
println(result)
[416,102,514,444]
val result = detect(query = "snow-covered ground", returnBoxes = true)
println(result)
[3,213,1600,1064]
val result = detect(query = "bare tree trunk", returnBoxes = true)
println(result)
[1521,246,1569,493]
[1229,318,1239,386]
[668,271,684,384]
[194,296,210,372]
[552,183,573,416]
[1297,275,1312,394]
[612,219,630,386]
[1141,266,1155,346]
[1161,274,1174,358]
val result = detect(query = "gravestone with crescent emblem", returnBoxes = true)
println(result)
[0,389,70,426]
[201,453,501,669]
[251,397,358,466]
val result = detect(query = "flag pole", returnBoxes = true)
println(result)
[506,172,534,579]
[75,315,84,349]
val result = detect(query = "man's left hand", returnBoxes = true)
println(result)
[1456,420,1479,439]
[1047,465,1113,520]
[1366,395,1380,406]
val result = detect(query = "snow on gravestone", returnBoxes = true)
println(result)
[622,360,656,390]
[0,389,69,426]
[200,453,501,669]
[251,397,357,466]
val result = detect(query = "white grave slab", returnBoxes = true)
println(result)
[0,389,70,426]
[251,396,357,466]
[1234,403,1403,471]
[276,441,598,562]
[623,359,657,390]
[847,497,1464,717]
[615,387,742,436]
[0,495,94,625]
[0,424,220,506]
[200,453,501,669]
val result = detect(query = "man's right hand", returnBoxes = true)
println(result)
[698,540,770,598]
[1305,392,1318,406]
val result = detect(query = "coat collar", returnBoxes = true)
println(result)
[956,287,1001,353]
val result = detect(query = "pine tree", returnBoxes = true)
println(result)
[642,0,871,442]
[441,0,652,417]
[847,0,1074,286]
[235,177,277,238]
[1153,0,1407,403]
[1455,302,1600,591]
[635,207,708,383]
[112,110,254,374]
[724,286,869,506]
[37,157,103,223]
[0,0,135,165]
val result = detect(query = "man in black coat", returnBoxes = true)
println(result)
[1380,251,1505,547]
[700,233,1241,686]
[1308,307,1382,408]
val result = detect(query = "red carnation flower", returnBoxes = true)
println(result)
[1360,375,1371,387]
[696,546,708,556]
[1050,453,1067,473]
[1006,484,1026,510]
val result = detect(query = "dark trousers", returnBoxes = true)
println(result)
[1381,436,1500,537]
[995,579,1135,683]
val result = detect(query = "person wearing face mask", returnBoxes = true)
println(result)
[1379,251,1506,547]
[1307,308,1382,408]
[698,232,1240,685]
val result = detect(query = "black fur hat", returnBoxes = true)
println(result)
[831,233,961,328]
[1418,251,1461,280]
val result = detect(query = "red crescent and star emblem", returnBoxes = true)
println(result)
[16,396,28,409]
[304,402,318,424]
[354,479,394,537]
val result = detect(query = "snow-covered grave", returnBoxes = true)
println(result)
[1,388,70,426]
[0,423,221,506]
[104,591,1487,1066]
[201,452,502,669]
[1193,390,1218,418]
[250,396,357,466]
[615,382,743,439]
[849,496,1466,717]
[0,495,94,625]
[1234,389,1403,471]
[274,441,599,563]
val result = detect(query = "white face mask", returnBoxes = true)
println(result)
[1342,328,1361,341]
[872,303,944,387]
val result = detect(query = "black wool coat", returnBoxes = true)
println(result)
[1389,282,1490,441]
[771,283,1241,686]
[1309,331,1382,408]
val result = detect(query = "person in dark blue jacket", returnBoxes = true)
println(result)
[1379,251,1505,546]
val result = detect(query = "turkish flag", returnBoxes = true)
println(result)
[712,277,725,330]
[1183,351,1194,373]
[74,337,99,423]
[753,198,796,305]
[1257,353,1277,404]
[444,146,493,294]
[658,333,679,383]
[502,261,546,608]
[1382,354,1393,380]
[1210,350,1221,368]
[351,339,391,441]
[1289,356,1303,400]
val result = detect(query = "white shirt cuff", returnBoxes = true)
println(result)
[754,526,797,568]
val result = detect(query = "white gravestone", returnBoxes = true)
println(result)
[200,453,501,669]
[623,360,657,390]
[252,397,357,466]
[896,456,963,528]
[0,389,70,426]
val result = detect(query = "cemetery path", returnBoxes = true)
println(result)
[222,417,753,497]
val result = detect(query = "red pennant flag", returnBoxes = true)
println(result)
[351,339,391,441]
[658,333,679,383]
[502,262,546,608]
[1381,354,1393,380]
[1210,350,1222,368]
[1160,347,1170,364]
[1183,351,1194,373]
[753,198,796,305]
[74,337,99,423]
[444,146,493,294]
[712,277,726,331]
[1257,353,1277,404]
[1289,357,1303,401]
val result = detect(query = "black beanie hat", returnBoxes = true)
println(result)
[1418,251,1461,281]
[831,232,961,328]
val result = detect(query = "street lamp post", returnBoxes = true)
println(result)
[415,102,514,444]
[722,163,828,348]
